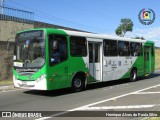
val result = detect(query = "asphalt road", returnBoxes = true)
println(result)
[0,70,160,120]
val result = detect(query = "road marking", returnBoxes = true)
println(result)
[132,92,160,94]
[36,83,160,120]
[70,84,160,111]
[35,117,51,120]
[77,105,156,110]
[131,84,160,94]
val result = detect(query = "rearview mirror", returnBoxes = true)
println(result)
[52,40,58,49]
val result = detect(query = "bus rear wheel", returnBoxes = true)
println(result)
[130,69,137,82]
[72,76,84,92]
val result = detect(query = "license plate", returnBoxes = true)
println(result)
[14,62,23,67]
[21,81,27,85]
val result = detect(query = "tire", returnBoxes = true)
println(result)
[72,76,84,92]
[130,69,137,82]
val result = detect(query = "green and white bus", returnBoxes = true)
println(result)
[13,28,155,91]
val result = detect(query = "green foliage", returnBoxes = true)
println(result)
[135,37,145,40]
[115,26,122,37]
[115,18,134,37]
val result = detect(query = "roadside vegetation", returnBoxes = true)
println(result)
[155,49,160,70]
[0,76,13,86]
[147,117,160,120]
[0,79,13,86]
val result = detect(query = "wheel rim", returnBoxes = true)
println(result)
[74,78,82,88]
[132,70,136,80]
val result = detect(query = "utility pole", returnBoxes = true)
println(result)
[1,0,4,14]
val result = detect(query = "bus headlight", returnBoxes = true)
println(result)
[13,75,18,81]
[37,74,47,82]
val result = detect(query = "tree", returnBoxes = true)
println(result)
[115,18,134,37]
[135,37,145,40]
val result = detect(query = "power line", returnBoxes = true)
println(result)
[7,0,114,32]
[6,0,115,33]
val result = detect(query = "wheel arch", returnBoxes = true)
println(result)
[131,67,137,75]
[130,67,138,82]
[71,71,87,87]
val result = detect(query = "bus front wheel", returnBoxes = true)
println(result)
[130,69,137,82]
[72,76,85,92]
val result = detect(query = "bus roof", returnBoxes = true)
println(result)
[17,28,153,44]
[63,29,147,43]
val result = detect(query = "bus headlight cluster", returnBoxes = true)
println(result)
[13,75,18,80]
[36,74,47,82]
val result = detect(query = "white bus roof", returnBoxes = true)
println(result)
[63,29,147,43]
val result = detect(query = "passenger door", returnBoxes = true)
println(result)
[89,42,102,81]
[144,46,151,74]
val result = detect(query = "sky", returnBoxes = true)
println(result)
[3,0,160,47]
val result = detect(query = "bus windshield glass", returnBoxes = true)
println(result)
[13,30,45,68]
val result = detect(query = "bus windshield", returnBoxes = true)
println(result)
[13,30,45,68]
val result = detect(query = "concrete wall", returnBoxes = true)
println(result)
[34,21,88,32]
[0,42,13,80]
[0,20,33,42]
[0,20,33,80]
[0,20,86,43]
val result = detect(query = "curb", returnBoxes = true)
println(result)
[0,84,15,92]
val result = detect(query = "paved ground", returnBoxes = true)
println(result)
[0,70,160,120]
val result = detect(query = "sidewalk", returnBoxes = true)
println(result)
[0,84,15,92]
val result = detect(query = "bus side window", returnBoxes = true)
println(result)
[103,40,118,56]
[130,42,141,56]
[70,36,87,57]
[118,41,130,56]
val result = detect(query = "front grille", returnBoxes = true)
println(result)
[19,72,34,76]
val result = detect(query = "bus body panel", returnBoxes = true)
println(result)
[120,55,145,79]
[103,57,138,81]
